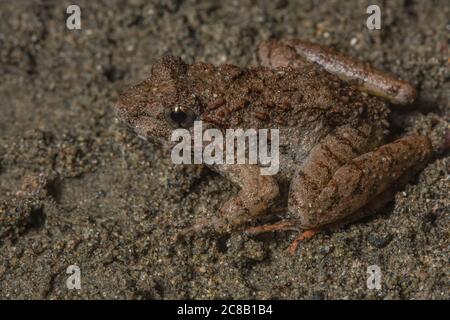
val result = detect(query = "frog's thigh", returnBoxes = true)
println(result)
[289,133,432,229]
[215,164,279,218]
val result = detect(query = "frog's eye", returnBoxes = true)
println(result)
[166,106,197,128]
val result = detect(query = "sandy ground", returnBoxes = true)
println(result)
[0,0,448,299]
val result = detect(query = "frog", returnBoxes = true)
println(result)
[115,39,432,254]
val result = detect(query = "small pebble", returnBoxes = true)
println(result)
[367,233,393,248]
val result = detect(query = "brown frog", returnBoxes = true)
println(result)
[115,39,432,253]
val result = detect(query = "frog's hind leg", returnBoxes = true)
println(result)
[244,126,431,254]
[289,127,432,233]
[257,39,416,105]
[286,172,413,254]
[286,150,429,254]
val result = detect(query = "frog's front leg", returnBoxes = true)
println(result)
[175,164,279,239]
[289,128,432,231]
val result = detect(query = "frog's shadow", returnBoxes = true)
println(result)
[389,94,441,137]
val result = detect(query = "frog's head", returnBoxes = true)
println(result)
[115,55,200,146]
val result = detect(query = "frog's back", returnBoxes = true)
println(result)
[187,61,390,131]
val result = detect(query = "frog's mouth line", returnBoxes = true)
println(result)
[115,116,163,147]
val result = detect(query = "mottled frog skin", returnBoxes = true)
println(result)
[116,39,432,253]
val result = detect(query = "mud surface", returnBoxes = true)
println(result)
[0,0,448,299]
